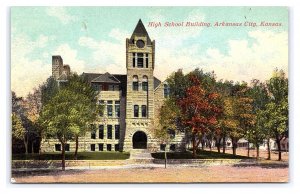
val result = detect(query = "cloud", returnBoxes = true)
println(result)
[46,7,77,24]
[52,44,85,74]
[78,28,129,74]
[11,34,51,97]
[154,30,288,83]
[11,34,87,97]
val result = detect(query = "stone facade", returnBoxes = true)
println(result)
[41,19,186,153]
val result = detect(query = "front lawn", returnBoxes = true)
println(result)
[12,152,130,160]
[151,150,251,159]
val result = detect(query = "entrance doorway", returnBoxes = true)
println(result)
[132,131,147,149]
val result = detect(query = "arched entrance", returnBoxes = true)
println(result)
[132,131,147,149]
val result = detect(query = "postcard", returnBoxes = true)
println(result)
[11,6,288,183]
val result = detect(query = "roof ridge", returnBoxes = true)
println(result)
[91,72,121,83]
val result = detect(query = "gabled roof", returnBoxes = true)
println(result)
[82,72,162,97]
[130,19,152,45]
[154,77,161,89]
[91,72,120,83]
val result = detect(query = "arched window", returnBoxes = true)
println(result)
[134,105,139,117]
[142,75,148,91]
[164,84,170,98]
[132,75,138,91]
[142,105,147,117]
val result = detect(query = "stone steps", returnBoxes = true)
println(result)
[129,149,153,163]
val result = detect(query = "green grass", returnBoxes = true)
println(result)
[12,152,130,160]
[151,150,251,159]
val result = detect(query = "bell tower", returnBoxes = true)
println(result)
[124,19,156,151]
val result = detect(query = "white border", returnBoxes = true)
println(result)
[1,1,299,194]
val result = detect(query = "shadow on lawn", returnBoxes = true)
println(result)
[11,168,85,178]
[233,160,289,169]
[151,150,251,160]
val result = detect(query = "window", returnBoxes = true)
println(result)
[134,105,139,117]
[142,75,148,91]
[164,84,170,98]
[99,100,105,117]
[132,53,136,67]
[107,125,112,139]
[98,143,103,151]
[108,84,114,91]
[142,105,147,118]
[92,83,101,91]
[91,144,95,151]
[115,101,120,117]
[99,125,104,139]
[146,54,148,68]
[65,144,70,152]
[55,144,61,151]
[137,53,143,68]
[160,144,166,151]
[115,125,120,139]
[170,144,176,151]
[107,100,113,117]
[91,130,96,139]
[115,144,120,151]
[168,129,175,139]
[132,75,138,91]
[107,144,112,151]
[90,124,96,139]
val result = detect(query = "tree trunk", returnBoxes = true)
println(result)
[232,146,236,156]
[164,149,167,169]
[216,138,221,153]
[247,142,250,157]
[222,136,226,153]
[31,141,34,154]
[38,135,42,155]
[74,136,79,160]
[192,135,196,158]
[232,139,237,156]
[256,145,260,160]
[24,138,28,155]
[276,137,282,161]
[61,141,66,171]
[267,138,271,160]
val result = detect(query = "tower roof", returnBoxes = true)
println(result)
[130,19,152,45]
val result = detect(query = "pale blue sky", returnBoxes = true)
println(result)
[11,7,288,97]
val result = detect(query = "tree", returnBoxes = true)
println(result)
[11,91,32,154]
[247,80,269,159]
[216,80,234,153]
[12,91,23,115]
[178,75,222,158]
[155,98,181,168]
[39,89,96,170]
[61,74,101,159]
[41,76,59,105]
[265,69,288,161]
[221,82,255,156]
[12,113,26,152]
[221,96,241,156]
[24,87,43,154]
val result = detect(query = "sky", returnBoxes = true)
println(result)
[11,6,288,97]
